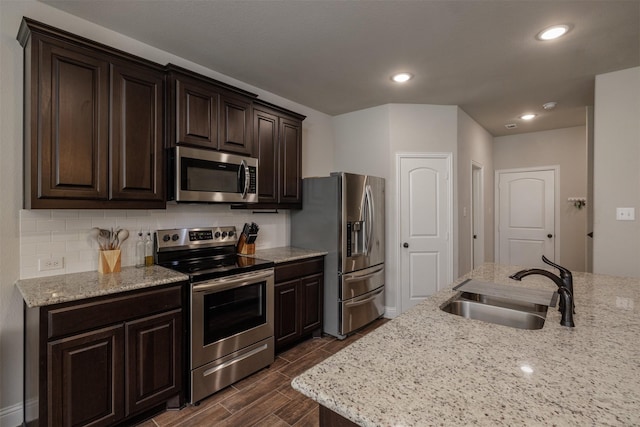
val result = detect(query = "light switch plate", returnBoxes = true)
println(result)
[616,207,635,221]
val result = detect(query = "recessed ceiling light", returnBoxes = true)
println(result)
[536,24,571,41]
[520,114,536,121]
[520,364,534,374]
[391,72,413,83]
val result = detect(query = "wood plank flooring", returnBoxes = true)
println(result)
[138,319,388,427]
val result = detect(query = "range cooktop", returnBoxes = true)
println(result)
[154,226,273,282]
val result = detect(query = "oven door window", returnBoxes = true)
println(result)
[203,281,266,345]
[181,157,241,193]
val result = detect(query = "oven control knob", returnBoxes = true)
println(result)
[162,234,171,242]
[172,234,180,241]
[214,231,221,239]
[228,230,235,238]
[221,231,228,238]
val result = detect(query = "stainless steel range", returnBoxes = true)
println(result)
[155,226,275,404]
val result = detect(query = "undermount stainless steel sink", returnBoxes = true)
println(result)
[441,292,548,330]
[458,292,548,313]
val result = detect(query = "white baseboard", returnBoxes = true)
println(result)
[0,402,22,427]
[384,305,398,319]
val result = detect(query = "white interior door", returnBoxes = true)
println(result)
[496,168,557,268]
[472,164,484,269]
[399,154,452,313]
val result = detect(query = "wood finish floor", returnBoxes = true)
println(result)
[138,319,388,427]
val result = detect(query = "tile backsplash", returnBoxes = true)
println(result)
[19,204,289,279]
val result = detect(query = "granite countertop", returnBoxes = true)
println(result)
[292,263,640,426]
[246,246,327,264]
[16,266,189,308]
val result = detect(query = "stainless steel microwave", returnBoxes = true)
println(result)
[168,146,258,203]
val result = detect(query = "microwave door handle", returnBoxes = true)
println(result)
[240,159,249,199]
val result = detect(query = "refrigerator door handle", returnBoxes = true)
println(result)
[344,287,384,308]
[364,184,375,255]
[343,265,384,282]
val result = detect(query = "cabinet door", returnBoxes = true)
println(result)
[110,62,165,204]
[274,280,300,349]
[174,78,219,149]
[300,273,323,335]
[125,309,182,416]
[279,117,303,206]
[49,325,124,427]
[33,37,109,203]
[254,108,279,204]
[219,94,253,155]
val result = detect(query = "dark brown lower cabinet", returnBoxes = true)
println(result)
[49,325,125,427]
[274,257,324,352]
[125,310,182,415]
[25,284,185,427]
[319,405,359,427]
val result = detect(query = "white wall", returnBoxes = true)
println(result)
[333,105,391,178]
[457,109,494,276]
[493,126,588,272]
[333,104,459,316]
[388,105,459,313]
[593,67,640,277]
[0,1,334,424]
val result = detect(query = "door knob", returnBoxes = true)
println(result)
[547,234,553,238]
[403,242,409,248]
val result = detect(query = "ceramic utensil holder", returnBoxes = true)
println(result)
[98,249,121,274]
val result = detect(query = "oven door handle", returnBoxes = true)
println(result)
[193,269,273,293]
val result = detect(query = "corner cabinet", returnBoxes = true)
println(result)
[274,257,324,351]
[24,284,185,427]
[18,18,165,209]
[251,100,305,209]
[166,64,256,156]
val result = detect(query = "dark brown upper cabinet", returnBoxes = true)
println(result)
[110,61,165,203]
[18,18,165,209]
[166,64,256,156]
[251,100,305,209]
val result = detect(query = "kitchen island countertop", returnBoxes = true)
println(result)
[292,263,640,426]
[16,266,188,308]
[245,246,327,264]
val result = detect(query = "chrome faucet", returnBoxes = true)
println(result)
[509,256,575,327]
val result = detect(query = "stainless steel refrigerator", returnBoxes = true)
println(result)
[291,172,385,339]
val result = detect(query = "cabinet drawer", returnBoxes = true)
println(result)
[275,257,323,283]
[47,285,183,340]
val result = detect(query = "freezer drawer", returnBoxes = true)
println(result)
[339,286,384,336]
[340,264,384,300]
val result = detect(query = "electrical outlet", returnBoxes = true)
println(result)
[39,256,64,271]
[616,207,635,221]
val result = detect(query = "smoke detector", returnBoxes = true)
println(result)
[543,101,558,110]
[505,123,518,129]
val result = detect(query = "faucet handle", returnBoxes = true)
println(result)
[542,255,572,278]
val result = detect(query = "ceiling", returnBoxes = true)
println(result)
[40,0,640,136]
